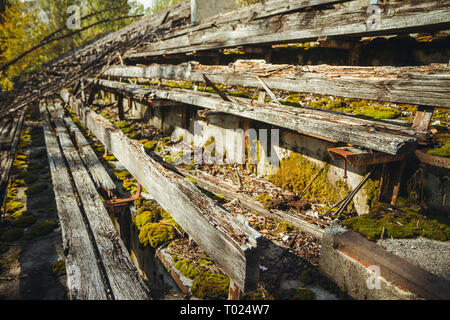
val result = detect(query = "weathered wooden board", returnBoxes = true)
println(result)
[103,62,450,108]
[65,91,262,292]
[0,111,25,209]
[165,0,349,40]
[131,0,450,58]
[91,78,419,155]
[54,103,117,192]
[40,102,108,300]
[47,102,150,300]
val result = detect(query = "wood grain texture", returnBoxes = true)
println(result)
[131,0,450,58]
[91,78,419,155]
[65,91,262,292]
[40,102,108,300]
[55,103,117,192]
[47,102,150,300]
[103,62,450,108]
[0,111,25,209]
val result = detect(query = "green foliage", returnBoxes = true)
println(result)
[0,0,143,90]
[191,272,230,300]
[148,0,184,14]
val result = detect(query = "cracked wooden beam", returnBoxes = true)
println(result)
[102,61,450,109]
[130,0,450,58]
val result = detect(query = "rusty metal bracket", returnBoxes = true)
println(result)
[105,183,142,215]
[412,106,434,132]
[328,146,407,167]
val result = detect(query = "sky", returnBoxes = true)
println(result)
[134,0,155,9]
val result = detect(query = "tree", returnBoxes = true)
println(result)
[0,0,143,91]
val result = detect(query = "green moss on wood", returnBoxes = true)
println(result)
[300,269,313,285]
[191,271,230,300]
[292,287,316,300]
[173,257,200,279]
[268,152,350,204]
[138,222,174,248]
[5,201,23,213]
[342,200,450,241]
[51,259,66,277]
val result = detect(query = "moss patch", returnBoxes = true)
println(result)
[138,222,174,248]
[10,214,37,228]
[268,152,350,204]
[25,221,58,239]
[24,183,48,196]
[292,287,316,300]
[299,269,313,285]
[52,259,66,277]
[173,257,200,279]
[5,201,23,213]
[342,200,450,241]
[191,271,230,300]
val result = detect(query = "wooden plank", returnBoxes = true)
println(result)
[130,0,450,58]
[46,101,151,300]
[53,103,117,192]
[39,102,108,300]
[0,111,25,209]
[103,62,450,108]
[64,92,262,292]
[166,0,349,40]
[91,78,418,155]
[335,230,450,300]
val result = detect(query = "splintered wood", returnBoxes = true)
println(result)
[131,1,450,58]
[103,61,450,108]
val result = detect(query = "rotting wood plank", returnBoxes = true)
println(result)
[63,91,262,292]
[91,78,419,155]
[54,103,117,192]
[46,101,151,300]
[130,0,450,58]
[39,102,108,300]
[103,62,450,108]
[162,0,349,41]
